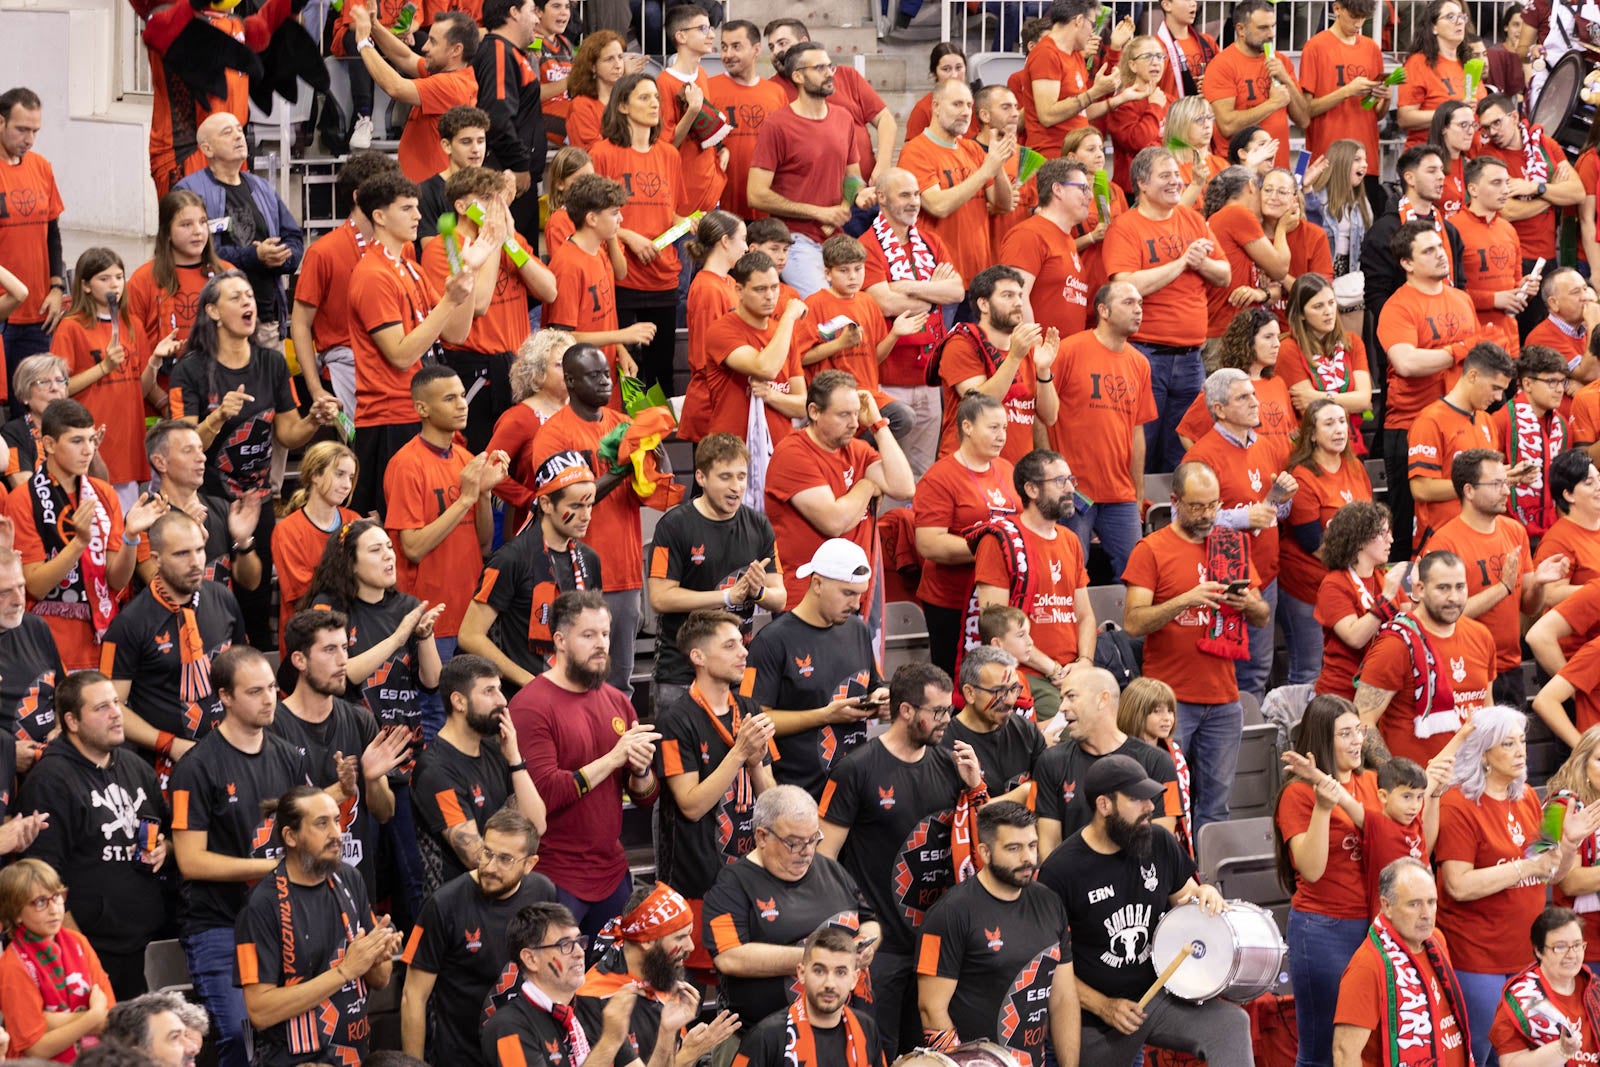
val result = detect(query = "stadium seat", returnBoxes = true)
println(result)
[1145,472,1174,532]
[144,939,193,994]
[1196,816,1291,938]
[1365,458,1387,496]
[1240,689,1263,726]
[969,51,1025,87]
[1086,584,1125,631]
[1229,723,1282,820]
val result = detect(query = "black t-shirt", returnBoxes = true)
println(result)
[733,1007,885,1067]
[749,613,882,798]
[2,415,37,480]
[235,863,375,1067]
[169,729,313,934]
[412,735,512,895]
[942,713,1046,796]
[653,687,771,899]
[574,954,662,1067]
[0,731,16,820]
[103,581,248,766]
[313,590,427,781]
[1033,737,1176,841]
[1037,827,1195,1003]
[918,877,1071,1066]
[0,615,62,742]
[481,983,583,1067]
[406,870,559,1067]
[475,521,602,682]
[223,180,265,248]
[169,347,298,497]
[701,855,876,1024]
[818,738,967,954]
[19,739,169,955]
[268,698,381,896]
[417,174,449,247]
[648,501,779,685]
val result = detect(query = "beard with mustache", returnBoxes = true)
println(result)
[985,853,1037,890]
[564,654,612,692]
[467,705,505,736]
[639,941,685,993]
[1105,809,1154,857]
[297,848,343,881]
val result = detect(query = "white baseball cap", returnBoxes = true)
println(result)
[795,538,872,582]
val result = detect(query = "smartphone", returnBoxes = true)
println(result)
[856,936,879,951]
[1225,580,1249,596]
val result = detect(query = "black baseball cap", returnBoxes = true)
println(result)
[1085,755,1167,805]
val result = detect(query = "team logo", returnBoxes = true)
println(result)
[465,927,482,953]
[155,630,174,656]
[1248,469,1263,494]
[985,926,1004,951]
[1340,490,1354,504]
[471,784,486,808]
[633,171,664,198]
[1141,864,1159,892]
[1509,813,1527,848]
[988,488,1009,509]
[1049,559,1062,584]
[1450,657,1467,684]
[543,1039,564,1065]
[757,897,780,921]
[690,544,706,565]
[1061,780,1076,805]
[612,716,627,735]
[736,103,768,129]
[891,811,957,927]
[251,815,276,853]
[878,786,896,810]
[996,945,1061,1067]
[795,655,814,678]
[841,466,856,489]
[226,782,238,803]
[700,741,711,762]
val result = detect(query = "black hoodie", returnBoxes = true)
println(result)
[19,736,171,955]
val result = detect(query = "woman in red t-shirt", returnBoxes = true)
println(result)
[1260,168,1332,319]
[912,392,1020,674]
[565,31,632,151]
[0,858,114,1061]
[1490,906,1600,1064]
[1275,694,1380,1067]
[1544,730,1600,964]
[1281,273,1374,424]
[1177,307,1295,459]
[1061,128,1128,307]
[1105,36,1171,192]
[487,328,575,533]
[1438,705,1593,1066]
[1162,95,1220,211]
[1427,100,1475,218]
[1117,676,1193,856]
[1281,399,1374,686]
[679,210,746,443]
[271,439,361,642]
[1313,500,1407,698]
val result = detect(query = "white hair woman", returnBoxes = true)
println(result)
[485,328,576,531]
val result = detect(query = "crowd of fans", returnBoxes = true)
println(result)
[7,0,1600,1063]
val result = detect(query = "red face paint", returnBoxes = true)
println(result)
[561,509,576,525]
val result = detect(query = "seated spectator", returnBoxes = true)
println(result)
[270,441,360,642]
[1278,272,1373,421]
[1117,676,1191,855]
[1304,139,1374,290]
[103,992,198,1067]
[679,211,746,444]
[139,419,262,593]
[1495,347,1575,542]
[906,44,977,141]
[486,329,575,532]
[999,158,1092,338]
[1314,501,1406,698]
[1489,906,1600,1063]
[1527,267,1600,378]
[1107,36,1173,191]
[1451,156,1530,356]
[1200,167,1289,346]
[564,32,633,152]
[1397,0,1486,147]
[2,354,71,488]
[698,250,808,444]
[1179,306,1296,455]
[1261,167,1333,313]
[0,858,113,1061]
[413,105,489,243]
[1407,342,1514,549]
[125,190,230,365]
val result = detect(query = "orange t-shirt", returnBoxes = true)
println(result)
[588,139,687,293]
[973,521,1089,668]
[0,153,65,325]
[1298,29,1385,161]
[271,506,360,641]
[658,65,728,217]
[543,237,620,368]
[763,431,880,609]
[1375,283,1478,430]
[1275,772,1381,918]
[793,287,892,409]
[1436,786,1546,974]
[936,329,1039,464]
[567,95,605,150]
[126,257,234,356]
[383,435,481,639]
[1021,35,1089,154]
[1275,332,1370,400]
[1286,220,1334,283]
[897,135,996,288]
[1204,203,1267,339]
[913,455,1020,609]
[8,473,126,671]
[1182,427,1288,585]
[905,91,981,142]
[1334,929,1470,1067]
[0,928,115,1057]
[1203,44,1297,166]
[347,245,439,428]
[999,214,1089,337]
[1359,615,1497,765]
[1315,568,1390,699]
[293,220,369,352]
[1538,518,1600,644]
[1475,136,1565,261]
[1407,399,1499,548]
[421,229,536,355]
[1526,317,1588,377]
[1560,632,1600,735]
[1428,515,1533,670]
[52,315,153,484]
[1123,523,1262,704]
[706,74,792,221]
[398,62,479,183]
[989,145,1038,258]
[1177,374,1296,463]
[1102,205,1226,348]
[1450,208,1524,357]
[1280,454,1373,603]
[531,406,644,592]
[1400,53,1486,146]
[1048,330,1157,508]
[545,207,576,253]
[699,309,803,444]
[679,269,739,442]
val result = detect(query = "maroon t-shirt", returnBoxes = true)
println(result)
[750,104,861,243]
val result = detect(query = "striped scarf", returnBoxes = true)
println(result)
[1367,910,1473,1067]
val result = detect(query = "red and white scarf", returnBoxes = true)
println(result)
[1162,737,1194,856]
[872,213,947,366]
[28,469,116,640]
[1396,197,1454,284]
[1304,336,1353,393]
[1501,963,1600,1051]
[784,997,871,1067]
[1517,118,1553,184]
[1366,910,1473,1067]
[1507,391,1566,537]
[1367,614,1460,740]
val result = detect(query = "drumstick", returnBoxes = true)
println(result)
[1138,943,1195,1010]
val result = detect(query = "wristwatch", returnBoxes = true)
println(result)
[1537,181,1549,198]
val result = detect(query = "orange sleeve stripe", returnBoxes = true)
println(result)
[496,1033,529,1067]
[818,779,837,818]
[916,933,941,976]
[739,667,756,699]
[168,388,185,419]
[436,790,469,829]
[1025,780,1038,813]
[98,641,116,676]
[1163,780,1181,817]
[709,912,742,951]
[237,942,259,985]
[660,739,685,778]
[171,790,190,830]
[400,925,424,964]
[475,567,500,604]
[650,545,670,579]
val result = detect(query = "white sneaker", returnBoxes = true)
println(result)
[349,114,374,149]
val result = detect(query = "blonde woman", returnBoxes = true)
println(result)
[1162,94,1223,209]
[487,328,576,531]
[271,441,360,640]
[1106,36,1171,191]
[1118,676,1192,855]
[1545,727,1600,965]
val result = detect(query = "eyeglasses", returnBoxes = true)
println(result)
[1060,182,1090,193]
[1532,376,1569,389]
[1480,114,1513,133]
[1180,500,1223,513]
[1545,940,1588,956]
[25,890,65,912]
[916,704,955,721]
[533,934,589,956]
[479,847,530,868]
[1449,119,1476,131]
[970,682,1024,701]
[1132,52,1164,62]
[1436,11,1467,22]
[1034,474,1079,489]
[765,831,825,854]
[684,22,712,32]
[29,377,67,391]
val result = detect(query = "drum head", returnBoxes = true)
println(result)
[1152,902,1233,1000]
[1534,52,1597,160]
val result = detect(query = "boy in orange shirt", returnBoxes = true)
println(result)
[1450,156,1530,357]
[1407,344,1512,550]
[699,251,808,443]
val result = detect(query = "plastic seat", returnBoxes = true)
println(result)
[144,939,193,994]
[1086,584,1125,631]
[1228,723,1282,820]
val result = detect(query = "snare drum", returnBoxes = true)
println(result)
[891,1041,1020,1067]
[1150,900,1286,1004]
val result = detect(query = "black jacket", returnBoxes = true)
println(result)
[474,33,546,178]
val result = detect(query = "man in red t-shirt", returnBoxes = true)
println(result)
[1298,0,1387,162]
[763,19,896,185]
[1020,0,1121,154]
[0,90,65,365]
[1204,0,1310,166]
[1124,460,1270,829]
[1000,157,1091,337]
[1407,343,1513,549]
[708,21,791,221]
[1526,266,1600,378]
[1449,156,1530,357]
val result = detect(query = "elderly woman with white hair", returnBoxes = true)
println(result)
[1435,705,1600,1065]
[2,353,79,488]
[486,328,576,531]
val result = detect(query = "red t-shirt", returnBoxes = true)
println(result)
[383,435,480,639]
[1275,771,1380,919]
[706,74,792,221]
[1451,208,1524,357]
[1281,454,1373,603]
[680,269,740,441]
[1123,524,1262,704]
[588,139,687,293]
[126,257,234,357]
[1315,568,1392,698]
[1436,786,1546,974]
[770,66,887,178]
[1476,134,1566,260]
[1375,283,1478,431]
[792,287,892,409]
[1490,974,1600,1061]
[531,406,646,592]
[0,153,64,325]
[1000,214,1089,337]
[975,523,1089,668]
[905,91,981,142]
[1182,427,1288,585]
[1538,518,1600,610]
[1276,332,1369,400]
[1203,44,1297,166]
[1102,205,1226,347]
[294,221,370,352]
[897,134,997,287]
[749,104,861,244]
[913,455,1020,609]
[272,505,360,640]
[1177,374,1296,465]
[1334,929,1470,1067]
[1204,203,1266,340]
[52,315,153,485]
[764,430,881,608]
[1362,807,1430,918]
[700,309,803,443]
[543,237,620,369]
[936,330,1039,464]
[657,66,728,217]
[1359,616,1497,765]
[859,224,954,387]
[1075,181,1130,316]
[1429,515,1533,670]
[420,230,537,355]
[1020,35,1089,154]
[1106,98,1168,192]
[1552,573,1600,659]
[1407,399,1499,549]
[398,62,479,183]
[1047,329,1157,508]
[1526,317,1589,377]
[567,95,604,151]
[1400,53,1486,147]
[1298,29,1385,161]
[347,246,439,428]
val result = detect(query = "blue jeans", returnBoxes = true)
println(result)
[2,322,51,417]
[1287,909,1370,1067]
[1456,969,1508,1067]
[1280,589,1325,687]
[182,925,250,1067]
[1238,577,1278,701]
[557,869,634,941]
[1174,699,1242,831]
[781,235,828,297]
[1133,341,1204,474]
[1065,499,1142,580]
[384,783,426,929]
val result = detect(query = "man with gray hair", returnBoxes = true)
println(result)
[1035,663,1177,856]
[1333,857,1469,1067]
[1182,366,1298,702]
[105,992,195,1067]
[701,783,882,1028]
[943,645,1046,808]
[1102,146,1230,472]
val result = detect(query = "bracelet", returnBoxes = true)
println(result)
[356,37,375,51]
[232,537,256,554]
[157,731,175,758]
[723,587,734,609]
[1036,373,1053,383]
[507,761,527,774]
[574,768,591,796]
[122,531,143,547]
[48,281,63,291]
[870,417,889,434]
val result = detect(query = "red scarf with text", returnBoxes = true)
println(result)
[1198,527,1249,661]
[1501,962,1600,1049]
[1366,910,1472,1067]
[1507,392,1565,536]
[785,997,870,1067]
[872,212,947,366]
[1518,118,1553,184]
